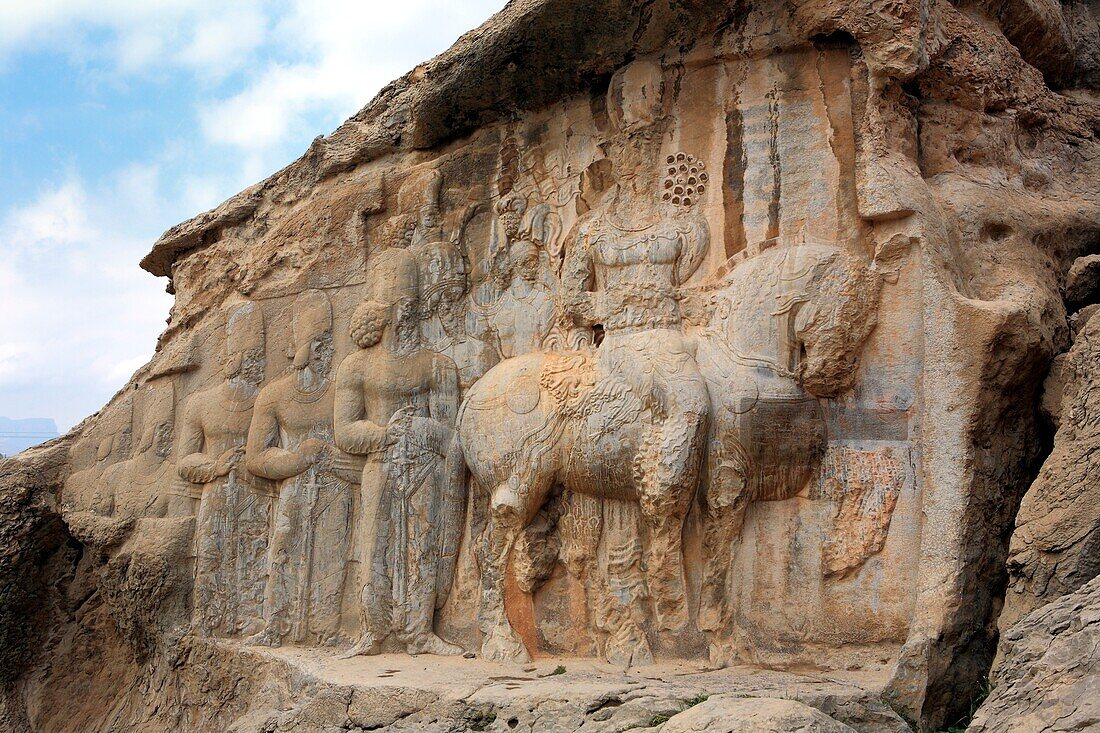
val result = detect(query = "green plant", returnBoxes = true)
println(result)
[933,680,991,733]
[469,711,497,731]
[642,695,708,729]
[684,693,709,708]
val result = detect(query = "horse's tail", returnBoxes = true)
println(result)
[436,429,468,609]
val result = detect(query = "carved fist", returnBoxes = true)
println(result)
[215,445,245,476]
[299,437,330,465]
[386,406,417,443]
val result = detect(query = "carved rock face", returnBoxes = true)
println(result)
[6,2,1100,732]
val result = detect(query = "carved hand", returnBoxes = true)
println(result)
[214,446,245,476]
[298,437,330,467]
[386,406,417,444]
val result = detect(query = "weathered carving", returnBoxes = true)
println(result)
[456,234,888,663]
[23,6,1099,731]
[176,302,271,637]
[62,396,133,516]
[48,46,921,689]
[102,379,177,518]
[479,193,562,359]
[335,267,464,656]
[817,444,908,578]
[245,290,353,647]
[452,64,717,662]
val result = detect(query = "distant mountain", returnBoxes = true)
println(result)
[0,417,60,456]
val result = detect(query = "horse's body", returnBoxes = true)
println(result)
[453,241,892,663]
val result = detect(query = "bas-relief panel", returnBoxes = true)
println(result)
[64,47,924,668]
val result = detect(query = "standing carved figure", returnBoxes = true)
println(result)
[246,290,353,647]
[405,169,479,348]
[62,396,132,516]
[483,193,559,359]
[176,302,270,637]
[335,264,465,657]
[424,214,498,393]
[102,379,178,518]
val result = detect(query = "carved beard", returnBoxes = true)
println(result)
[392,304,421,353]
[226,349,264,385]
[299,331,334,378]
[610,133,664,193]
[237,349,266,386]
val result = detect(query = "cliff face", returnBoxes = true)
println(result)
[1,1,1098,732]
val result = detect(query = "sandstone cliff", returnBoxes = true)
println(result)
[1,1,1099,732]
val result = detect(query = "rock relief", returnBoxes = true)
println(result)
[58,52,919,673]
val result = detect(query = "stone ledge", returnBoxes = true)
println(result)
[193,641,910,732]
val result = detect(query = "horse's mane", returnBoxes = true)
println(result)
[683,232,843,295]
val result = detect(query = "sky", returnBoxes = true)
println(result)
[0,0,508,432]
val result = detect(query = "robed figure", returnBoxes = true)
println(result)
[335,253,464,657]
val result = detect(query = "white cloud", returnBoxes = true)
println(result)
[6,180,94,250]
[197,0,506,160]
[177,7,268,80]
[0,0,268,78]
[0,175,173,430]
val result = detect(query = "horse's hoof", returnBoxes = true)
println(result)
[408,633,464,657]
[606,629,653,668]
[481,631,530,663]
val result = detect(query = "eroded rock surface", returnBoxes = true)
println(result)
[971,576,1100,733]
[3,1,1100,732]
[1002,277,1100,631]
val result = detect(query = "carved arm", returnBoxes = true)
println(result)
[333,357,390,456]
[560,221,600,326]
[245,391,311,481]
[176,398,218,485]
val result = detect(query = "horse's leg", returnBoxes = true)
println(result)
[477,477,528,661]
[699,489,749,634]
[698,432,752,634]
[601,500,653,667]
[638,409,707,633]
[477,470,555,662]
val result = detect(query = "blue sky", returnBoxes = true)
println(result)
[0,0,507,431]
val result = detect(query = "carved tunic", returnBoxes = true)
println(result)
[334,347,461,647]
[177,383,271,637]
[562,195,711,434]
[246,374,353,645]
[490,278,557,359]
[564,201,708,334]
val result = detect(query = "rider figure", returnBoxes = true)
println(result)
[560,59,711,630]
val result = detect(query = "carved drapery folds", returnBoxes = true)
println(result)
[60,50,918,670]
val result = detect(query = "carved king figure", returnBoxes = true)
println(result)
[335,259,465,657]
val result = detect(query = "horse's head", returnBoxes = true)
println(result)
[695,236,911,398]
[789,236,913,397]
[787,246,882,397]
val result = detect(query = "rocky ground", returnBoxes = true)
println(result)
[2,0,1100,731]
[53,640,913,733]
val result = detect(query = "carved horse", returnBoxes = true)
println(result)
[448,239,905,663]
